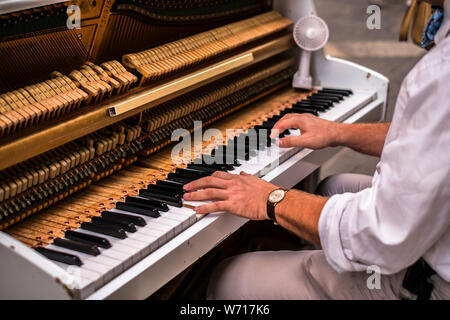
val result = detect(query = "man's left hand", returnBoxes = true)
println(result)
[183,171,277,220]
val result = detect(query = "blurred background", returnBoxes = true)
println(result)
[315,0,426,179]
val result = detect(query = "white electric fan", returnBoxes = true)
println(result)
[292,15,329,89]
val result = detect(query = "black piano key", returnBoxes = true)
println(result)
[91,216,137,233]
[204,153,235,169]
[292,105,326,113]
[254,125,273,139]
[307,95,334,102]
[288,108,319,116]
[140,187,183,202]
[53,237,100,256]
[312,92,344,100]
[166,173,195,184]
[35,247,82,266]
[296,99,328,106]
[321,88,353,96]
[292,104,327,112]
[279,129,291,138]
[126,196,169,212]
[115,202,160,218]
[203,153,229,165]
[191,160,219,172]
[139,189,183,207]
[187,163,219,174]
[262,120,277,128]
[81,221,127,239]
[147,184,184,197]
[177,167,211,177]
[294,103,329,111]
[101,211,147,227]
[268,114,283,122]
[310,94,340,103]
[65,230,111,249]
[306,98,333,107]
[156,179,184,190]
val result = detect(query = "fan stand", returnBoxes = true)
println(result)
[293,50,312,89]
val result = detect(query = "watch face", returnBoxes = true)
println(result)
[269,189,285,203]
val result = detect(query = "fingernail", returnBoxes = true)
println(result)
[184,193,191,199]
[194,206,199,212]
[183,184,190,190]
[276,139,282,147]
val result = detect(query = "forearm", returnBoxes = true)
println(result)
[334,122,390,157]
[274,189,329,245]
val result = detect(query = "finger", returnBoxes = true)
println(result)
[194,201,229,214]
[184,176,230,191]
[277,135,308,148]
[270,118,300,138]
[183,189,228,201]
[212,171,234,179]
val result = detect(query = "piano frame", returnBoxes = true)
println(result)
[0,0,389,299]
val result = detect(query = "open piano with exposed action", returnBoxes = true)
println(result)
[0,0,388,299]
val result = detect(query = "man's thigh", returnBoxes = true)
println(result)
[207,250,405,300]
[316,173,373,196]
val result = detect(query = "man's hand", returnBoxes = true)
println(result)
[270,113,341,149]
[183,171,277,220]
[271,113,390,157]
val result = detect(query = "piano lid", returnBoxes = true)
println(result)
[0,0,69,15]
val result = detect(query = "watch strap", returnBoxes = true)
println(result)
[267,199,277,223]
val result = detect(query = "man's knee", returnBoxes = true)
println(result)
[206,253,256,300]
[316,173,372,196]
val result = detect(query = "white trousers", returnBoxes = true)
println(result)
[207,174,450,300]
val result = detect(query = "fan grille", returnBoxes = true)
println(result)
[293,15,329,51]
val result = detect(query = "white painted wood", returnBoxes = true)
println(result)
[0,232,74,299]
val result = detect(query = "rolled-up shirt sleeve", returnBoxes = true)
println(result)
[318,54,450,275]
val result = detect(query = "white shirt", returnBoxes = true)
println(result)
[319,0,450,282]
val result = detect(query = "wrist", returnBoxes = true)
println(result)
[331,123,348,147]
[266,188,289,222]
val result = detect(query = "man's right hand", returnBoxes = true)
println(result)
[270,113,341,149]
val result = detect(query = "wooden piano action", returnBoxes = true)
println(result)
[0,0,388,299]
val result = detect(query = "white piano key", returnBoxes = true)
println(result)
[159,211,189,232]
[46,243,119,283]
[170,206,197,225]
[183,200,211,207]
[138,225,169,247]
[319,91,375,122]
[111,207,180,239]
[73,228,142,265]
[126,233,158,256]
[53,261,102,295]
[47,243,124,276]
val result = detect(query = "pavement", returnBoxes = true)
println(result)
[314,0,426,179]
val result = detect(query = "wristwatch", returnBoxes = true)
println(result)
[267,188,288,223]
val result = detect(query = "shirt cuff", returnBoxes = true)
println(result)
[318,193,360,273]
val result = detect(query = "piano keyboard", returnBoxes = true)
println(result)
[0,58,294,230]
[5,86,377,298]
